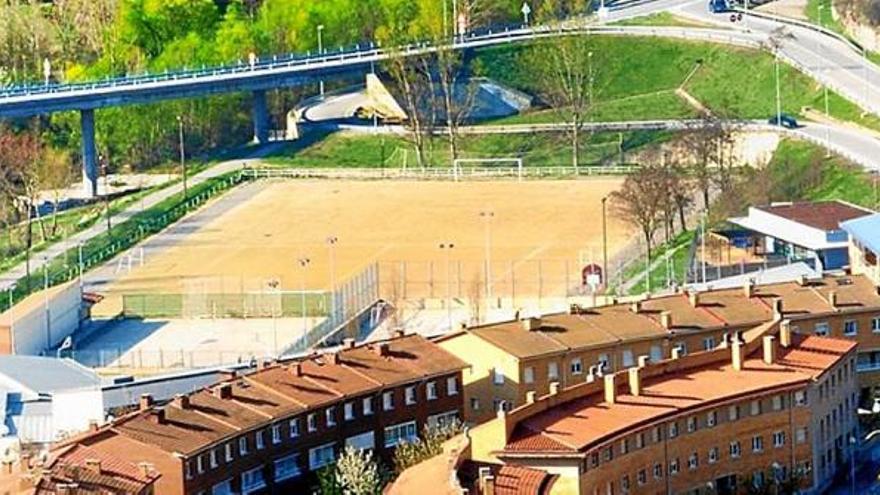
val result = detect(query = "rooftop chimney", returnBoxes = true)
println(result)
[671,346,684,360]
[84,459,102,475]
[630,301,642,314]
[731,340,744,371]
[604,374,617,404]
[88,420,99,432]
[374,343,390,357]
[2,461,11,476]
[138,394,153,412]
[828,291,838,310]
[138,462,154,479]
[688,290,701,308]
[393,329,406,339]
[743,280,755,298]
[151,409,166,425]
[772,298,784,320]
[762,335,777,365]
[660,311,673,330]
[522,317,542,332]
[637,355,650,368]
[526,391,536,404]
[628,367,641,396]
[290,363,303,377]
[173,394,190,410]
[549,381,560,395]
[18,454,31,474]
[587,365,597,383]
[780,320,792,348]
[329,352,341,365]
[797,274,809,286]
[343,338,356,349]
[219,369,237,381]
[215,383,233,400]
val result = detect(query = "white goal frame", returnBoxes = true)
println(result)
[452,158,524,181]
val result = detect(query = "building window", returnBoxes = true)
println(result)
[272,424,281,444]
[650,345,663,362]
[196,455,204,474]
[637,469,647,486]
[571,358,583,375]
[548,362,559,380]
[872,317,880,333]
[728,404,739,421]
[493,367,504,385]
[274,454,301,482]
[707,410,717,428]
[750,400,761,416]
[815,322,829,336]
[238,437,248,456]
[241,467,266,494]
[687,416,697,433]
[447,377,458,395]
[708,447,719,464]
[308,443,336,470]
[427,381,438,400]
[383,391,394,411]
[224,443,233,462]
[669,422,678,438]
[621,474,630,493]
[752,436,764,453]
[652,426,662,443]
[844,320,858,336]
[326,407,337,427]
[524,367,535,384]
[653,463,663,479]
[752,471,765,489]
[470,398,480,410]
[795,390,807,406]
[603,446,613,462]
[209,449,218,468]
[620,438,629,455]
[289,418,300,438]
[773,431,785,448]
[772,395,783,411]
[384,421,418,448]
[183,462,191,481]
[621,350,634,368]
[212,479,232,495]
[256,430,265,450]
[344,402,354,421]
[703,337,715,351]
[669,458,680,476]
[363,397,374,416]
[687,452,698,470]
[405,386,416,405]
[796,427,808,444]
[730,441,741,458]
[308,413,317,432]
[635,432,645,449]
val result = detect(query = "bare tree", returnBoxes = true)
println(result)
[386,52,436,168]
[610,163,667,261]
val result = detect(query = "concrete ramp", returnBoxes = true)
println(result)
[365,74,408,122]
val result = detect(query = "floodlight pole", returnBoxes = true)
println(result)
[480,212,494,301]
[439,243,455,330]
[298,257,311,334]
[326,236,338,323]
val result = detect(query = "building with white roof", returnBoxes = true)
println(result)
[842,212,880,286]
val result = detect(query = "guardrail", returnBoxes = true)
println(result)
[734,7,864,53]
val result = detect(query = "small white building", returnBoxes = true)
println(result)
[842,213,880,286]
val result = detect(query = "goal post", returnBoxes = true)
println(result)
[452,158,524,181]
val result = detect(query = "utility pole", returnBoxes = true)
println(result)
[439,243,455,330]
[326,236,338,323]
[317,25,325,98]
[479,211,494,301]
[177,115,188,201]
[775,50,782,126]
[101,154,111,234]
[601,196,608,289]
[298,257,311,335]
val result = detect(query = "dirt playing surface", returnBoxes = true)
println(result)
[100,179,634,309]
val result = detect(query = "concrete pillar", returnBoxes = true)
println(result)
[80,109,98,198]
[252,90,270,144]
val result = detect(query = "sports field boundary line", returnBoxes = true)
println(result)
[241,165,638,181]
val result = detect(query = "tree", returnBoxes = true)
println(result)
[610,163,667,262]
[335,446,383,495]
[392,419,463,474]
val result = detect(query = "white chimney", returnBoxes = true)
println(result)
[780,320,792,348]
[828,291,838,310]
[731,340,744,371]
[526,391,536,404]
[688,290,700,308]
[671,346,684,360]
[762,335,777,365]
[604,374,617,404]
[772,298,784,320]
[637,355,650,368]
[549,381,560,395]
[660,311,673,330]
[522,317,542,332]
[628,367,641,396]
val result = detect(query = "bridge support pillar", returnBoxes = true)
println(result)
[80,109,98,198]
[252,90,270,144]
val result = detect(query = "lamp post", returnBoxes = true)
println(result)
[317,25,325,98]
[439,243,455,330]
[298,257,311,335]
[601,196,608,289]
[849,434,857,495]
[479,211,494,301]
[78,242,84,289]
[326,236,338,323]
[177,115,188,201]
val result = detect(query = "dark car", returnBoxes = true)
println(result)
[709,0,729,13]
[768,113,799,129]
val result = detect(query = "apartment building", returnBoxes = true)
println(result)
[460,320,857,495]
[6,333,465,495]
[438,273,880,424]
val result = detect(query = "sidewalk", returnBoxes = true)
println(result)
[0,142,287,291]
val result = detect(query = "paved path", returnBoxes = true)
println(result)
[0,143,286,292]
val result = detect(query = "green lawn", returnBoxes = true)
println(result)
[611,12,716,28]
[805,0,848,36]
[475,36,880,131]
[613,230,695,296]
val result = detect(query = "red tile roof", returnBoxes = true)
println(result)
[757,200,872,231]
[495,465,555,495]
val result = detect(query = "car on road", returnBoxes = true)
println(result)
[709,0,729,13]
[768,113,799,129]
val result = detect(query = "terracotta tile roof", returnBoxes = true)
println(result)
[502,333,855,455]
[464,274,880,360]
[495,465,554,495]
[757,200,872,231]
[59,334,464,459]
[38,443,158,494]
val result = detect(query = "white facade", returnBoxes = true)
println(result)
[7,282,81,356]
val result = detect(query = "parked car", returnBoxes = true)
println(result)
[768,113,799,129]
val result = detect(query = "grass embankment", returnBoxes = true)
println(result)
[477,36,880,131]
[611,12,717,28]
[806,0,848,35]
[612,230,695,296]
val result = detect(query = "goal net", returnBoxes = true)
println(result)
[452,158,524,181]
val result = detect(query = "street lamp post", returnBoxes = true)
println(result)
[298,257,311,335]
[774,50,782,126]
[479,212,494,301]
[439,243,455,330]
[849,435,857,495]
[177,115,188,201]
[326,236,338,323]
[317,25,325,98]
[78,242,84,289]
[601,196,608,289]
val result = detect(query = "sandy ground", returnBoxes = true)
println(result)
[755,0,808,20]
[74,316,321,371]
[100,179,634,304]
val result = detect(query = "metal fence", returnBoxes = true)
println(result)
[121,291,330,319]
[241,165,638,181]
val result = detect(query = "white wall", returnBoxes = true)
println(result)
[13,283,81,356]
[51,388,103,440]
